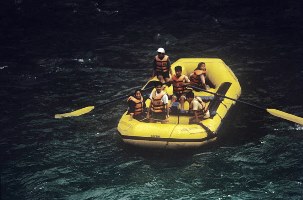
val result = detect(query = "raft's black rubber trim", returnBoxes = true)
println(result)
[197,122,217,139]
[118,132,215,143]
[208,82,232,118]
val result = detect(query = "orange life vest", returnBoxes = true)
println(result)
[155,55,169,73]
[151,91,166,113]
[172,74,186,94]
[128,96,144,115]
[190,69,206,85]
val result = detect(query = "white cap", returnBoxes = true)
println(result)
[157,48,165,53]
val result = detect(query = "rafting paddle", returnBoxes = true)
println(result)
[189,85,303,126]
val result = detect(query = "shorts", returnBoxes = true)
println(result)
[196,110,210,119]
[172,92,186,101]
[133,113,146,121]
[156,71,170,79]
[151,111,166,120]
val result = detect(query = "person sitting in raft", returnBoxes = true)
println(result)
[146,82,169,123]
[152,47,172,83]
[167,65,190,111]
[127,89,146,121]
[189,62,210,90]
[186,91,210,124]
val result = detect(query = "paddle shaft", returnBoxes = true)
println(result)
[189,85,264,110]
[97,85,155,108]
[189,85,303,125]
[54,86,155,118]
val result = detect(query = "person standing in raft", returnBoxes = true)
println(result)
[146,82,169,123]
[186,91,210,124]
[127,89,146,121]
[152,47,172,83]
[168,65,190,111]
[189,62,209,90]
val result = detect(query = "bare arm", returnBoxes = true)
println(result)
[200,74,206,85]
[166,103,170,118]
[167,58,172,76]
[194,110,199,122]
[152,59,157,77]
[163,94,169,118]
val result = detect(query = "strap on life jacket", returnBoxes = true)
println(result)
[190,69,206,84]
[172,74,186,94]
[151,91,166,113]
[155,55,169,73]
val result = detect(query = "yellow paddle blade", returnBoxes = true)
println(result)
[54,106,95,119]
[267,109,303,125]
[142,76,160,90]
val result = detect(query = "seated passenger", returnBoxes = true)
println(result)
[127,89,146,121]
[189,62,209,90]
[146,82,169,123]
[168,66,190,110]
[186,91,210,124]
[152,48,172,83]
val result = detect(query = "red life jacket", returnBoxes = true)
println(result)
[128,96,144,115]
[155,55,169,73]
[190,69,206,85]
[172,74,186,94]
[151,91,166,113]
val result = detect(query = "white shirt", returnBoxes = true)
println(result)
[149,91,168,104]
[191,97,204,111]
[190,97,210,118]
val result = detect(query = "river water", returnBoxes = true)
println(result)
[1,0,303,199]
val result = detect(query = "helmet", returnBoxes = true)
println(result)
[157,48,165,53]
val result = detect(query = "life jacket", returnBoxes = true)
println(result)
[151,91,166,113]
[190,69,206,85]
[128,96,144,115]
[155,55,169,73]
[172,74,186,94]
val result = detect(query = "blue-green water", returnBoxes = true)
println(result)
[1,0,303,199]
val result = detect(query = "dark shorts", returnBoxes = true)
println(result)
[172,88,193,100]
[156,71,170,79]
[172,92,186,101]
[133,113,146,121]
[151,112,166,120]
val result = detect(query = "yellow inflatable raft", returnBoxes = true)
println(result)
[117,58,241,149]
